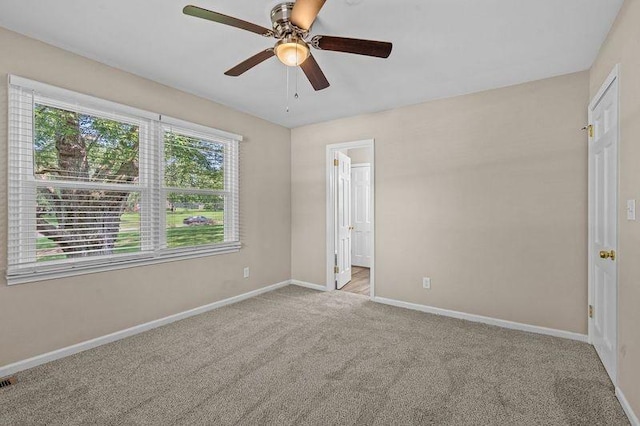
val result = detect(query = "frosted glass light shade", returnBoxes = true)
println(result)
[275,38,310,66]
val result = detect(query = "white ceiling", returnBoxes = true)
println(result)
[0,0,623,128]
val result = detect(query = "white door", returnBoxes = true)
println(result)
[336,152,352,289]
[351,164,372,267]
[589,73,618,384]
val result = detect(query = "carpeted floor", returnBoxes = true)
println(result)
[0,286,629,425]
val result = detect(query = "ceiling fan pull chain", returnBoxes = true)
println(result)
[286,65,290,112]
[295,59,300,99]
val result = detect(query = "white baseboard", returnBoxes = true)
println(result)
[373,296,588,343]
[290,279,327,292]
[0,281,595,381]
[0,280,291,378]
[617,387,640,426]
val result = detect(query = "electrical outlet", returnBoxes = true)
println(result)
[627,200,636,221]
[422,277,431,289]
[243,267,250,278]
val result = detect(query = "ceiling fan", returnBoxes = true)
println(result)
[183,0,393,91]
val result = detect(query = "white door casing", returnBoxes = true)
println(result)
[336,151,352,289]
[351,164,372,267]
[588,66,619,385]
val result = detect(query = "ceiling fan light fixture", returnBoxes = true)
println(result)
[275,36,310,67]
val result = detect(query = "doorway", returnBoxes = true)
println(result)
[326,140,375,298]
[341,266,370,296]
[588,64,619,385]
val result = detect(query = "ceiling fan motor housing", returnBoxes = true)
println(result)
[271,2,300,38]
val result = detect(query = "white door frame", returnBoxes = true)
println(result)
[588,64,619,385]
[326,139,375,298]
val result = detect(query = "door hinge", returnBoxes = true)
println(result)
[334,159,339,166]
[589,304,594,318]
[582,124,594,138]
[334,266,339,274]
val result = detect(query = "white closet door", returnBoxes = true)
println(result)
[351,164,371,268]
[589,75,618,384]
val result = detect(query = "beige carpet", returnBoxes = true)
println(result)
[0,286,629,425]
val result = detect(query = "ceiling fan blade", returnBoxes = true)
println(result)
[300,54,330,91]
[291,0,326,31]
[311,35,392,58]
[183,5,273,37]
[224,49,275,76]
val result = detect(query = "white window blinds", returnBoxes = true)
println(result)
[7,76,241,284]
[162,125,239,251]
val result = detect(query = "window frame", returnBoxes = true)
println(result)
[6,75,242,285]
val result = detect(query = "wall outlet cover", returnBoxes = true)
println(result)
[423,277,431,289]
[243,267,250,278]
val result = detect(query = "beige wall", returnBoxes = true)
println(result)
[590,0,640,415]
[292,71,590,334]
[347,148,372,164]
[0,27,291,367]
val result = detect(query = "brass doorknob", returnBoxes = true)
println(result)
[599,250,616,261]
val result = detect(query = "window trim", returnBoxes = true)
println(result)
[6,75,242,285]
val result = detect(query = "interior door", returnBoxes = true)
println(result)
[336,152,352,289]
[351,164,372,267]
[589,75,618,384]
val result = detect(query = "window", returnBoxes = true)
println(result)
[7,76,241,284]
[163,127,238,250]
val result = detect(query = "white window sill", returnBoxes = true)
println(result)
[5,244,241,286]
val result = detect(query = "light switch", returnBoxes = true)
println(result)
[627,200,636,221]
